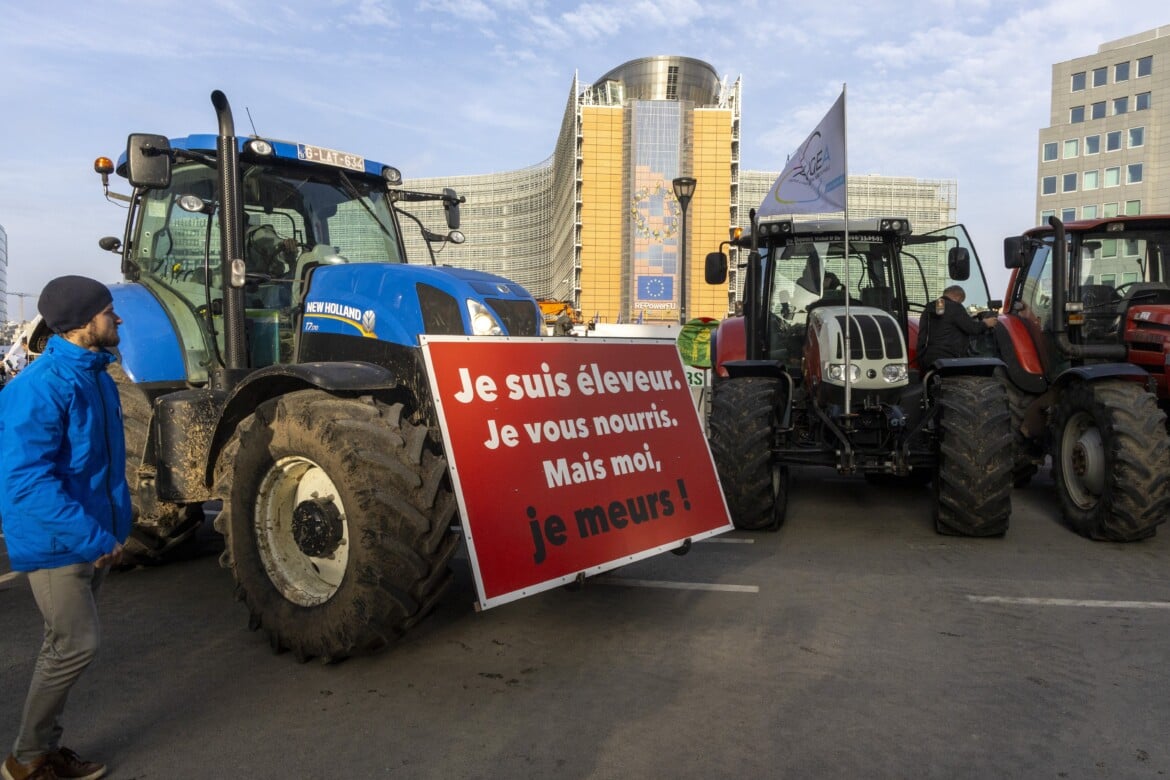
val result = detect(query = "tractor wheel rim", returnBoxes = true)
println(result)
[255,455,350,607]
[1062,412,1105,508]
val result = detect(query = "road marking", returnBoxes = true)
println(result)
[698,537,755,544]
[596,576,758,593]
[969,595,1170,609]
[0,571,26,587]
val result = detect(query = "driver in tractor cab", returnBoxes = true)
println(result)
[243,215,298,308]
[916,284,998,370]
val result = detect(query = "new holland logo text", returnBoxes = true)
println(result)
[304,300,377,337]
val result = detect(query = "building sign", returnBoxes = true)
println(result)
[421,336,733,609]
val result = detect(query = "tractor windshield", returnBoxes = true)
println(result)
[1072,230,1170,291]
[763,236,901,330]
[128,160,406,380]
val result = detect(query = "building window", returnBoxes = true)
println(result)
[1092,66,1108,86]
[1135,91,1150,111]
[1042,141,1058,161]
[1042,176,1057,195]
[1115,61,1130,81]
[1137,55,1152,77]
[1113,96,1128,115]
[1104,167,1120,187]
[1106,131,1122,151]
[1040,209,1056,222]
[1085,134,1100,155]
[1061,207,1077,222]
[1063,139,1079,158]
[1125,200,1142,216]
[1104,202,1119,217]
[1062,172,1078,192]
[1127,163,1143,184]
[1082,204,1098,219]
[1071,71,1086,91]
[1070,105,1085,123]
[1129,126,1144,148]
[1091,101,1106,119]
[1083,170,1099,190]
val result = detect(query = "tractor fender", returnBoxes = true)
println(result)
[109,283,188,382]
[1052,362,1150,389]
[203,360,408,487]
[712,316,746,377]
[926,356,1006,378]
[992,320,1047,394]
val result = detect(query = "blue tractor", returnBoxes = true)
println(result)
[51,91,542,660]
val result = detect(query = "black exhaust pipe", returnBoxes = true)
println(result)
[211,90,249,380]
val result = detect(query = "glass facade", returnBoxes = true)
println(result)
[402,56,957,321]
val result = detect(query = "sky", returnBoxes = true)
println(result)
[1,0,1167,321]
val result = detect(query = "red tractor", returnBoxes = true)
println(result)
[998,215,1170,540]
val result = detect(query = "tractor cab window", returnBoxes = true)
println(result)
[129,159,407,378]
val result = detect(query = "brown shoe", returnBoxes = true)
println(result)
[2,754,58,780]
[44,749,103,780]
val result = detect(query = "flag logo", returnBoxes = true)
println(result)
[637,275,674,301]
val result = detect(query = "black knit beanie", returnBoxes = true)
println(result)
[38,276,114,334]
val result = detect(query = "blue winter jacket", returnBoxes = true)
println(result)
[0,335,132,571]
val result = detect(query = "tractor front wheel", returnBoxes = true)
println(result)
[1050,380,1170,541]
[934,375,1013,536]
[214,390,459,661]
[707,377,788,531]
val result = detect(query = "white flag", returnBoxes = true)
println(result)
[758,90,847,217]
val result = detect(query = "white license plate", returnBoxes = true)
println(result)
[297,144,365,172]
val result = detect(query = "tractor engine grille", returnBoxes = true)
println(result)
[486,298,540,336]
[833,312,905,360]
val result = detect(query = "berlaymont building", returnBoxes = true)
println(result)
[402,56,957,324]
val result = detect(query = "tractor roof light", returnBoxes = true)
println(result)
[93,156,114,175]
[878,218,912,235]
[382,166,402,185]
[758,219,793,237]
[244,139,274,157]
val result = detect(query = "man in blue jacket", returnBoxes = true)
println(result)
[1,276,132,780]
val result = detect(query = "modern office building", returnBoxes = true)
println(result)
[1037,26,1170,225]
[404,56,957,322]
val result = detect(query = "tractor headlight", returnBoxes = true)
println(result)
[827,363,861,383]
[882,363,908,383]
[467,300,503,336]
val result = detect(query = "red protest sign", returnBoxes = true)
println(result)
[421,336,733,609]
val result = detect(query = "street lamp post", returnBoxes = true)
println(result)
[672,176,696,324]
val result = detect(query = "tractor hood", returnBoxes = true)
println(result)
[302,262,541,347]
[805,306,910,402]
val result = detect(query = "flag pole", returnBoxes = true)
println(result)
[840,84,853,416]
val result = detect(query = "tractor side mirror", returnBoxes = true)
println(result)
[705,252,728,284]
[948,246,970,281]
[125,134,172,190]
[1003,236,1029,268]
[442,187,462,230]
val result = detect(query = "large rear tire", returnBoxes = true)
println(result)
[708,377,788,531]
[109,363,204,564]
[934,375,1013,536]
[1050,380,1170,541]
[214,390,459,661]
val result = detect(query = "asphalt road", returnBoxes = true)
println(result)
[2,467,1169,779]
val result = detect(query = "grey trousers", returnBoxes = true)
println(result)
[12,563,106,763]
